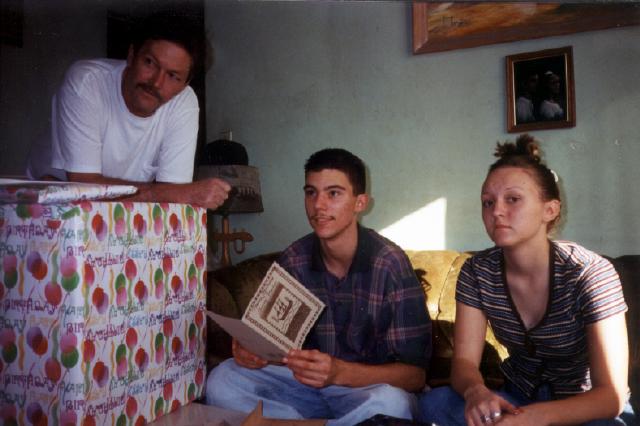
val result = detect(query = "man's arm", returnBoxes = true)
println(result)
[485,314,629,426]
[67,172,230,210]
[284,349,426,392]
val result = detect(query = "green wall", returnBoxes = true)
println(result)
[204,1,640,263]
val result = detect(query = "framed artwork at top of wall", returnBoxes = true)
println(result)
[412,2,640,55]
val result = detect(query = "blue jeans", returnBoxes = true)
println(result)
[418,384,637,426]
[205,359,418,426]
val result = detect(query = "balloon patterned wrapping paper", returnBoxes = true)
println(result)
[0,200,208,425]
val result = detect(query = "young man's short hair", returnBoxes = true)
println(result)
[304,148,366,195]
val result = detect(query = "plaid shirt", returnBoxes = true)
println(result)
[277,225,432,368]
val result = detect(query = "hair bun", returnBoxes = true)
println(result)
[494,134,541,163]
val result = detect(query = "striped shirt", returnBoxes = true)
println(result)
[456,240,628,398]
[277,225,432,368]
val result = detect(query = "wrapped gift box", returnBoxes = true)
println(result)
[0,200,208,425]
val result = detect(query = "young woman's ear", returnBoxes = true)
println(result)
[544,199,561,224]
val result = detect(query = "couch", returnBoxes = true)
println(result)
[206,250,639,413]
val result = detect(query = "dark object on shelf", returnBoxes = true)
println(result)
[201,138,248,166]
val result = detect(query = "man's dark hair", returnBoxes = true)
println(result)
[304,148,366,195]
[130,12,206,81]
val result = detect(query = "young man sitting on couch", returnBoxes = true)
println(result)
[205,148,432,425]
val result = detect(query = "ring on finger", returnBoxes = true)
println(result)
[490,411,502,420]
[481,414,491,423]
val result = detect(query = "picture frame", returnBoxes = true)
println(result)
[412,3,640,55]
[506,46,575,133]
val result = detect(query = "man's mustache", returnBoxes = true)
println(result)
[137,83,162,102]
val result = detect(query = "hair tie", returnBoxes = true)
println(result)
[550,169,559,183]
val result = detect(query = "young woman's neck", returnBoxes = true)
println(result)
[503,237,552,276]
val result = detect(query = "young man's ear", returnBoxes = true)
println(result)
[355,194,369,213]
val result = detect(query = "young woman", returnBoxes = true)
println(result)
[418,134,635,425]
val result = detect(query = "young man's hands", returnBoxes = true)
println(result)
[284,349,340,388]
[231,338,268,370]
[230,342,340,387]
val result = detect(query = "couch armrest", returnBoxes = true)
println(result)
[205,278,239,370]
[205,253,281,371]
[607,255,640,414]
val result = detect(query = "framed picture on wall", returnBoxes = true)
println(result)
[506,46,575,133]
[413,3,640,55]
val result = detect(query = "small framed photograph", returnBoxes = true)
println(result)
[506,46,575,133]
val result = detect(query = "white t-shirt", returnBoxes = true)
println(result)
[539,99,564,121]
[516,96,535,123]
[27,59,199,183]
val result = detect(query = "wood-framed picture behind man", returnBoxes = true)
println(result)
[506,46,575,133]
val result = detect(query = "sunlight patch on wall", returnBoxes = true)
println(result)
[380,198,446,250]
